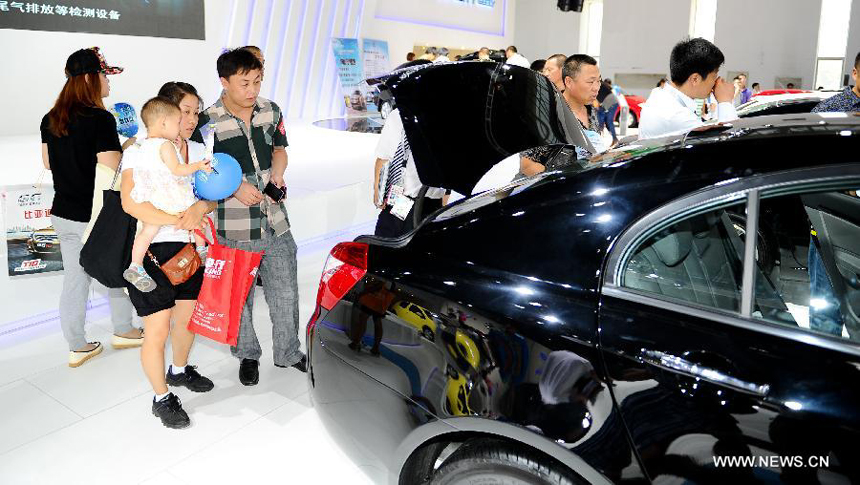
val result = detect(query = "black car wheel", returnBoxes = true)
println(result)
[422,326,435,341]
[615,109,638,129]
[429,439,584,485]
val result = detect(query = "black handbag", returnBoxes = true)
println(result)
[80,167,137,288]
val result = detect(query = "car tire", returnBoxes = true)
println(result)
[614,110,638,129]
[429,438,585,485]
[422,326,435,342]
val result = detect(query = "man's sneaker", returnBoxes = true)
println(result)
[152,393,190,429]
[275,353,307,373]
[166,365,214,392]
[239,358,259,386]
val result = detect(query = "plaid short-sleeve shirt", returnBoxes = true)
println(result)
[193,96,290,242]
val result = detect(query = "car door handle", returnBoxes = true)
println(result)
[641,349,771,397]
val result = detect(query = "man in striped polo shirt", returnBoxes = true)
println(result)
[192,48,305,386]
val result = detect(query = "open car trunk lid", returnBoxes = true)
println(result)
[388,61,592,195]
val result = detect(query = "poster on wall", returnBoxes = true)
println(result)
[331,37,369,116]
[361,38,391,114]
[0,0,205,40]
[3,185,63,277]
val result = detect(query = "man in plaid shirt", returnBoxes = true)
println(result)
[192,49,305,385]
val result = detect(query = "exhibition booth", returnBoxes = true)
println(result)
[1,1,859,484]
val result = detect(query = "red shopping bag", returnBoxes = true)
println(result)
[188,218,263,346]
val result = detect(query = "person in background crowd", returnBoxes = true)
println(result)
[434,47,451,63]
[420,47,438,61]
[596,78,619,146]
[192,49,306,387]
[542,54,567,92]
[563,56,603,136]
[738,74,752,104]
[121,90,216,429]
[786,82,795,89]
[638,38,736,139]
[805,51,860,337]
[406,52,415,62]
[732,76,743,107]
[505,45,530,68]
[373,108,448,238]
[648,78,667,100]
[478,47,491,61]
[752,82,761,95]
[530,59,546,72]
[241,45,264,79]
[702,92,718,121]
[40,47,142,368]
[560,55,604,149]
[519,54,604,177]
[812,52,860,112]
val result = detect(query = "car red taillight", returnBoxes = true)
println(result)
[308,242,369,336]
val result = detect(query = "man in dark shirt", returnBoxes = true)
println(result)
[812,51,860,113]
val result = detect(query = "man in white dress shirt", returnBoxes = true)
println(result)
[505,45,531,69]
[638,38,737,140]
[372,109,447,238]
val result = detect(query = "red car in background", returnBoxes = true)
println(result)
[614,94,644,128]
[753,89,811,97]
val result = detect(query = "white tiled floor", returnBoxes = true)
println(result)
[0,233,376,485]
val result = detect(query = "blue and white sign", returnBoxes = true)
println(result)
[362,38,390,113]
[332,37,367,114]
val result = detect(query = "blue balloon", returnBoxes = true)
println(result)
[109,102,139,138]
[193,153,243,201]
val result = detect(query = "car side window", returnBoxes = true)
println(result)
[752,188,860,342]
[621,202,747,312]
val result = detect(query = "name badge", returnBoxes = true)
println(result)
[387,185,414,221]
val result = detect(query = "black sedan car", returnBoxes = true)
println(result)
[306,62,860,485]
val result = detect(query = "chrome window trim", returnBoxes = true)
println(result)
[602,285,860,359]
[740,189,760,317]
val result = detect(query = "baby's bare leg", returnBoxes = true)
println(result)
[131,223,161,266]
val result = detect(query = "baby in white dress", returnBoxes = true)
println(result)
[124,96,211,292]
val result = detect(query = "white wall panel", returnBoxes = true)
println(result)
[361,0,515,72]
[715,0,821,90]
[512,0,582,62]
[843,0,860,83]
[599,0,691,96]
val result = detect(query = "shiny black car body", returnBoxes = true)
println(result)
[307,62,860,485]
